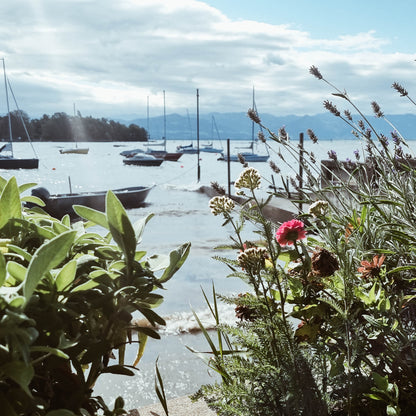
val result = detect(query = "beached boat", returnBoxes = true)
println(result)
[0,59,39,169]
[123,153,164,166]
[29,185,154,218]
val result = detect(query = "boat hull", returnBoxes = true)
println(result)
[59,148,89,154]
[123,157,163,166]
[29,185,154,218]
[0,158,39,169]
[218,153,269,162]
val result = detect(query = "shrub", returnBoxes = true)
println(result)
[193,68,416,415]
[0,176,189,415]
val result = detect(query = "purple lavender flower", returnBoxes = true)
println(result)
[353,149,360,160]
[328,150,337,160]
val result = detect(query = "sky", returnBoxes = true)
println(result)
[1,0,416,120]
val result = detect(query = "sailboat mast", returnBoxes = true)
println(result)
[2,59,13,156]
[251,86,255,153]
[163,90,167,151]
[146,96,150,141]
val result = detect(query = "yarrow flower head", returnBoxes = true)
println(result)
[237,246,268,275]
[209,196,235,216]
[308,200,328,217]
[275,219,307,246]
[235,167,261,191]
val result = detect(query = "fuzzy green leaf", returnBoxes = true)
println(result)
[55,260,77,291]
[23,231,77,302]
[158,242,191,284]
[0,177,22,229]
[106,191,136,265]
[73,205,109,229]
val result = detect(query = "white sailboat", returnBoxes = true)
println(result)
[0,58,39,169]
[219,87,269,163]
[59,104,89,154]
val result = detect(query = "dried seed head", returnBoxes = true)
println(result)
[269,160,281,174]
[278,127,288,141]
[344,109,353,121]
[371,101,384,118]
[323,100,340,117]
[307,129,318,144]
[247,108,261,124]
[237,153,246,165]
[392,82,408,97]
[210,181,226,195]
[258,131,266,143]
[309,65,323,80]
[311,248,340,277]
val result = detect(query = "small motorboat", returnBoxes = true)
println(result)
[123,153,164,166]
[28,185,154,219]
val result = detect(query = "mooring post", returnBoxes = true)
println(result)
[299,132,304,213]
[197,89,200,182]
[227,138,231,196]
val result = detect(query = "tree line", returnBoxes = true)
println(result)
[0,111,148,142]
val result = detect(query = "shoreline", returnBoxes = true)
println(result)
[130,396,216,416]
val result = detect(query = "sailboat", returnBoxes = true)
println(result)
[59,104,89,154]
[0,58,39,169]
[145,91,183,161]
[218,87,269,163]
[200,115,223,153]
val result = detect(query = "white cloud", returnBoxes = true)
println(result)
[0,0,414,119]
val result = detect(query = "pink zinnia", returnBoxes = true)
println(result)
[275,219,306,246]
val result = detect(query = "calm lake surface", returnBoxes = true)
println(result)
[4,138,415,409]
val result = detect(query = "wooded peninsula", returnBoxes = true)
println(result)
[0,111,147,142]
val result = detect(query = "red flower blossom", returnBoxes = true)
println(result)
[358,255,385,279]
[275,219,307,246]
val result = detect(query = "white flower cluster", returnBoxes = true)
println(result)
[235,167,261,191]
[209,195,235,216]
[308,200,329,217]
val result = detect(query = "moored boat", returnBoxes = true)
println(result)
[29,185,154,218]
[0,59,39,169]
[123,153,164,166]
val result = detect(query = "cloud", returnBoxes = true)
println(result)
[0,0,414,119]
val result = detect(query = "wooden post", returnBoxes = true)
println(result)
[227,139,231,197]
[197,89,200,182]
[299,132,304,212]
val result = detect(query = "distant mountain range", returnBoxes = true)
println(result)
[119,112,416,142]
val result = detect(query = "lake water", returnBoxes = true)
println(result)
[3,138,415,409]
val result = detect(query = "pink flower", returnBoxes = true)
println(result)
[275,219,306,246]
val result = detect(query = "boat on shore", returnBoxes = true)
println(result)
[123,153,164,166]
[0,58,39,169]
[29,185,154,218]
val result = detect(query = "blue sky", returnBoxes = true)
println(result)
[0,0,415,120]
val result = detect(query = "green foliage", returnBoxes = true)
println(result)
[195,70,416,415]
[0,176,189,415]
